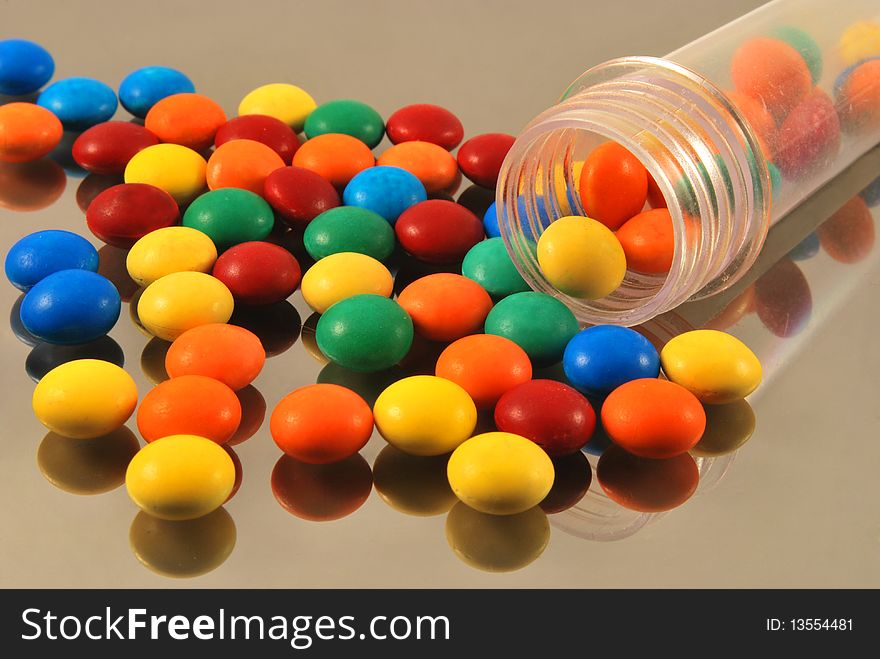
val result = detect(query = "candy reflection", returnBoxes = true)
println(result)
[271,454,372,522]
[10,294,39,346]
[456,184,495,220]
[140,337,171,384]
[128,288,152,337]
[48,131,87,177]
[597,446,699,513]
[754,257,812,338]
[372,445,456,517]
[229,301,301,357]
[97,244,138,302]
[301,312,329,365]
[392,254,461,296]
[691,400,756,457]
[37,426,140,495]
[445,503,549,573]
[224,446,243,503]
[861,175,880,207]
[227,385,266,446]
[76,173,122,213]
[317,362,400,408]
[397,334,448,377]
[129,507,236,579]
[816,195,875,264]
[26,335,124,382]
[788,232,820,261]
[540,452,592,514]
[0,158,65,211]
[705,284,756,331]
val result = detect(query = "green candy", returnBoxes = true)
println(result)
[304,206,396,261]
[183,188,274,250]
[304,99,385,149]
[768,162,782,197]
[461,238,530,299]
[484,291,579,367]
[772,26,823,84]
[316,294,413,372]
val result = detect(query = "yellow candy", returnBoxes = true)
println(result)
[374,375,477,456]
[238,83,317,131]
[126,227,218,287]
[125,434,235,521]
[447,432,555,515]
[124,143,207,205]
[137,271,234,341]
[660,329,762,404]
[301,252,393,314]
[32,359,138,439]
[445,502,550,572]
[537,215,626,300]
[840,20,880,65]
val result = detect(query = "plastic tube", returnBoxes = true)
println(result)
[498,0,880,326]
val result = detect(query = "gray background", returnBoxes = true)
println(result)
[2,0,879,587]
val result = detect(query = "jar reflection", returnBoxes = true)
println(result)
[129,507,236,579]
[37,426,140,495]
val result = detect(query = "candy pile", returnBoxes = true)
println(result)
[2,37,767,545]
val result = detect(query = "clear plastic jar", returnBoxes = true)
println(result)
[498,0,880,326]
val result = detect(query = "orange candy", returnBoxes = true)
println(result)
[730,38,812,123]
[397,273,493,342]
[0,102,63,163]
[291,133,374,188]
[206,139,284,194]
[165,323,266,391]
[601,378,706,459]
[377,141,459,194]
[137,375,242,444]
[725,90,778,159]
[646,172,666,209]
[145,93,228,152]
[616,208,675,274]
[842,59,880,133]
[270,383,373,464]
[578,142,648,230]
[435,334,532,409]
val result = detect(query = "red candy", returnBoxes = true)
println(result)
[456,133,516,188]
[263,165,341,227]
[212,241,301,306]
[494,379,596,457]
[86,183,179,248]
[386,104,464,151]
[395,199,484,263]
[214,114,301,164]
[72,122,159,175]
[775,89,841,179]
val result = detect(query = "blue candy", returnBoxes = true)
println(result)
[5,230,99,291]
[860,176,880,208]
[483,202,500,238]
[26,335,125,382]
[38,77,118,131]
[119,66,195,118]
[342,166,427,224]
[20,269,120,345]
[484,196,553,241]
[563,325,660,397]
[788,232,820,261]
[0,39,54,96]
